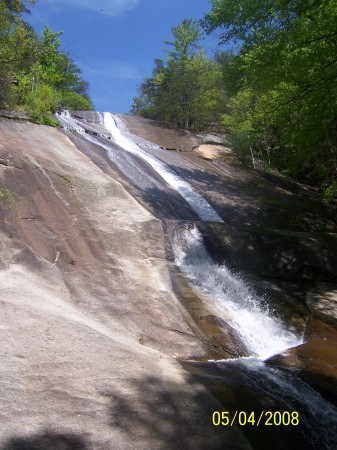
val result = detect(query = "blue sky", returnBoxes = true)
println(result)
[26,0,220,113]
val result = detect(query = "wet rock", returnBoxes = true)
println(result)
[266,335,337,403]
[266,305,337,405]
[198,222,337,282]
[0,119,254,449]
[2,111,336,448]
[306,283,337,327]
[119,114,200,152]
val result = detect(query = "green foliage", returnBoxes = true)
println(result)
[131,19,226,131]
[0,188,16,205]
[0,1,37,108]
[222,88,256,155]
[60,91,93,111]
[25,83,59,126]
[26,83,59,114]
[0,3,93,121]
[323,182,337,203]
[165,18,203,62]
[27,111,60,126]
[202,0,337,191]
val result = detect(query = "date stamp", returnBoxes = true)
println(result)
[212,411,299,427]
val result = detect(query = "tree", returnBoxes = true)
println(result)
[203,0,337,192]
[0,0,37,107]
[131,59,165,117]
[132,19,226,131]
[0,2,93,120]
[165,18,203,62]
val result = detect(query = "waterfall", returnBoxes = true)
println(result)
[102,112,223,222]
[172,225,302,360]
[58,110,222,222]
[55,110,335,447]
[56,110,86,134]
[59,110,301,358]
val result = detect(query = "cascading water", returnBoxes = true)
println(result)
[186,357,337,450]
[58,110,222,222]
[173,225,302,360]
[58,110,301,359]
[59,110,301,358]
[57,111,337,447]
[102,112,223,222]
[56,110,86,134]
[174,224,337,448]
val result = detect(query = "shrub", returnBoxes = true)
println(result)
[323,181,337,203]
[26,83,60,113]
[0,188,15,205]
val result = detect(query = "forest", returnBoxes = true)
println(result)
[0,0,93,125]
[132,0,337,200]
[1,0,336,200]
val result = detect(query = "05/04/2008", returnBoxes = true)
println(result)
[212,411,300,427]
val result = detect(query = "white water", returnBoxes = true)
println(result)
[59,111,301,358]
[173,225,302,360]
[102,113,223,222]
[56,110,86,134]
[207,357,337,448]
[56,111,336,446]
[58,110,222,221]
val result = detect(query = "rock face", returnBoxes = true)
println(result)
[119,114,200,152]
[1,112,337,448]
[119,114,337,404]
[306,283,337,327]
[0,119,251,449]
[266,332,337,403]
[193,143,232,161]
[266,284,337,402]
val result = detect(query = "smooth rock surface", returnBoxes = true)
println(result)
[194,144,232,161]
[0,119,251,449]
[2,112,337,448]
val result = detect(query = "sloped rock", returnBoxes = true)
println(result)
[193,143,232,160]
[266,334,337,402]
[0,119,251,449]
[306,283,337,327]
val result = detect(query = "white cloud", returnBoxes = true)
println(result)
[43,0,140,16]
[86,60,141,80]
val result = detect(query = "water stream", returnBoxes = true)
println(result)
[58,111,222,222]
[172,225,301,360]
[173,224,337,448]
[58,111,337,447]
[185,357,337,450]
[102,112,223,222]
[58,110,302,359]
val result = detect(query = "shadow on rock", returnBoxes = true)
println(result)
[166,162,337,232]
[134,185,200,221]
[1,432,89,450]
[103,374,249,450]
